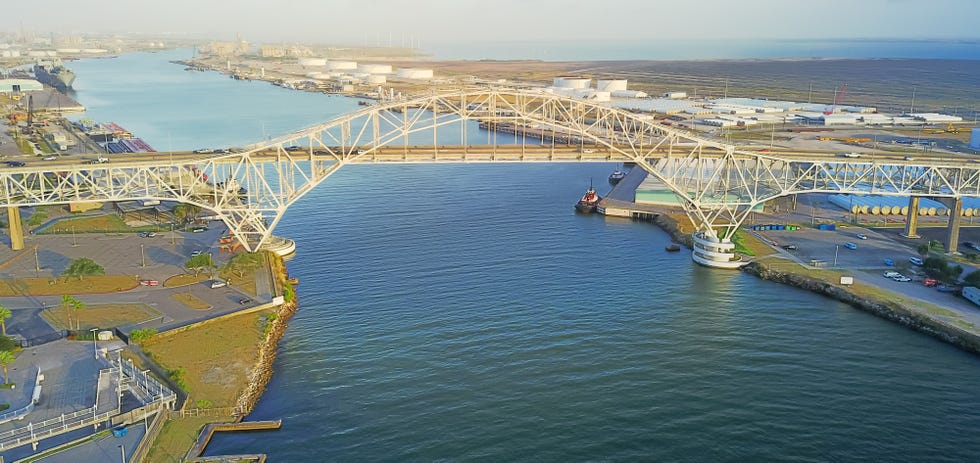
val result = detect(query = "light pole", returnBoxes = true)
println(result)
[834,244,840,267]
[140,244,146,268]
[119,444,126,463]
[90,327,98,359]
[171,223,175,246]
[72,226,77,247]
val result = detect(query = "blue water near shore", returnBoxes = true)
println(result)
[67,49,980,461]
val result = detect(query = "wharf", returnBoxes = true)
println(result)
[185,420,282,461]
[598,168,666,219]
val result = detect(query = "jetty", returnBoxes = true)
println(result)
[185,419,282,461]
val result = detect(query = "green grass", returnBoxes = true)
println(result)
[730,231,756,257]
[926,306,960,317]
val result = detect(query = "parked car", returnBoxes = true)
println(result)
[238,297,252,305]
[138,231,157,238]
[856,233,868,240]
[883,271,901,278]
[209,279,227,289]
[5,161,25,167]
[190,249,208,256]
[191,226,208,233]
[843,242,858,250]
[782,244,798,250]
[909,256,924,266]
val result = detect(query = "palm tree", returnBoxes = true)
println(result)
[0,350,14,385]
[0,305,10,336]
[61,294,74,331]
[61,295,84,330]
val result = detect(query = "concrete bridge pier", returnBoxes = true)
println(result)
[6,206,24,251]
[944,197,963,253]
[902,196,921,239]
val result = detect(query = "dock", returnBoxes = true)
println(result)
[185,419,282,461]
[597,168,666,220]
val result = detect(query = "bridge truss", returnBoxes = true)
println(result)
[1,88,979,266]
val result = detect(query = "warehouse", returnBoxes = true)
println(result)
[0,78,43,93]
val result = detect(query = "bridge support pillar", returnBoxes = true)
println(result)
[902,196,921,239]
[945,197,963,254]
[7,206,24,251]
[691,232,745,269]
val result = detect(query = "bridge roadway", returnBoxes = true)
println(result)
[22,144,979,167]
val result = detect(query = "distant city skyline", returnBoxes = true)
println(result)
[1,0,977,48]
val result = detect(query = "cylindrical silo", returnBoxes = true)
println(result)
[890,205,901,215]
[901,206,909,215]
[871,205,881,215]
[927,207,937,215]
[597,79,628,92]
[553,76,591,89]
[964,208,974,217]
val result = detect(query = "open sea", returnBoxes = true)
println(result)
[65,49,980,461]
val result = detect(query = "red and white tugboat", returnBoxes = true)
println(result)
[574,179,601,214]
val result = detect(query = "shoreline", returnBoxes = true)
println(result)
[649,212,980,356]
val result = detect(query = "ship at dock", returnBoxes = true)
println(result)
[33,60,76,93]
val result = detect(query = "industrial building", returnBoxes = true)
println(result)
[0,78,43,93]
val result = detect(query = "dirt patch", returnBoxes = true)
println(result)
[141,309,271,408]
[171,293,212,311]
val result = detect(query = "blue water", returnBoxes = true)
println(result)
[65,49,980,461]
[425,38,980,61]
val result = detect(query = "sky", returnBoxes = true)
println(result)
[2,0,977,47]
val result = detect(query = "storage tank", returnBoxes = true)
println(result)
[365,74,386,84]
[597,79,627,92]
[971,128,980,150]
[553,76,591,89]
[358,64,392,74]
[900,206,909,215]
[326,61,358,71]
[298,57,327,67]
[871,205,881,215]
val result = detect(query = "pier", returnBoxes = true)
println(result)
[186,419,283,461]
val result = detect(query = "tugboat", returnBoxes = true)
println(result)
[574,179,601,214]
[608,169,627,185]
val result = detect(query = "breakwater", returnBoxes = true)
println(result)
[235,254,297,417]
[742,261,980,356]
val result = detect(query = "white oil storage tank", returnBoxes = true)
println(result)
[298,58,327,67]
[553,76,591,89]
[597,79,628,92]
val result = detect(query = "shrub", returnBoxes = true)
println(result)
[168,367,188,391]
[196,399,213,409]
[0,336,17,352]
[129,328,158,344]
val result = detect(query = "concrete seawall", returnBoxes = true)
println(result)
[742,261,980,356]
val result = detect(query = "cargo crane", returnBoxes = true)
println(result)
[923,122,965,134]
[824,83,847,115]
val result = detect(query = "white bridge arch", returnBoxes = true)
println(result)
[3,88,980,268]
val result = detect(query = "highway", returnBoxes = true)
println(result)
[9,143,979,170]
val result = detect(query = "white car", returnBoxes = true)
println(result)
[892,275,912,282]
[909,256,924,266]
[856,233,868,240]
[883,271,901,278]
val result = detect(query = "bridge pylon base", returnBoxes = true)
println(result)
[691,232,746,269]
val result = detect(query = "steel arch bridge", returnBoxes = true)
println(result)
[3,88,980,268]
